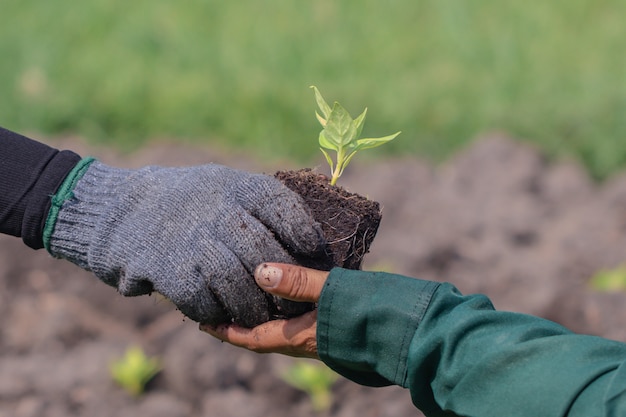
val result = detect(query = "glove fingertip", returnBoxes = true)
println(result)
[286,221,327,256]
[237,175,327,256]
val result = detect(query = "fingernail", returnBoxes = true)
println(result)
[255,263,283,288]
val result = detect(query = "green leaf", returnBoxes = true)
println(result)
[110,346,161,397]
[353,131,401,152]
[281,361,338,413]
[320,147,334,172]
[315,111,327,127]
[318,130,337,151]
[324,102,357,147]
[590,265,626,292]
[352,108,367,139]
[310,86,332,119]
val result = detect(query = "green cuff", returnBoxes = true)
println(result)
[43,157,96,252]
[317,267,439,387]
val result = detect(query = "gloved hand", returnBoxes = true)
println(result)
[43,158,327,327]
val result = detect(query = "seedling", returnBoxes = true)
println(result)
[589,264,626,292]
[110,345,162,397]
[281,360,338,413]
[311,86,401,186]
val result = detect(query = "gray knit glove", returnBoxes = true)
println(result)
[43,158,326,327]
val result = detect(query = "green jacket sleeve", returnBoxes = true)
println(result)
[317,268,626,417]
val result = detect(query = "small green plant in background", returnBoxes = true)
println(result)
[110,345,162,397]
[281,360,339,413]
[312,86,401,186]
[363,259,398,274]
[589,264,626,292]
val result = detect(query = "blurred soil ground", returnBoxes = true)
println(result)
[2,134,626,417]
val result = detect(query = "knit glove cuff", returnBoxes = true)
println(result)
[43,157,105,261]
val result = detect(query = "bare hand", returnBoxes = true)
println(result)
[199,263,329,359]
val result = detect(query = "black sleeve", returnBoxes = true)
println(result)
[0,127,81,249]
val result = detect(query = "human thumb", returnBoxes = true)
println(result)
[254,263,328,303]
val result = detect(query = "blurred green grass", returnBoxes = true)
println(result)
[1,1,625,179]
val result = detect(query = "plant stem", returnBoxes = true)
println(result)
[330,148,344,186]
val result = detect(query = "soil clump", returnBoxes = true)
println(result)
[275,168,382,271]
